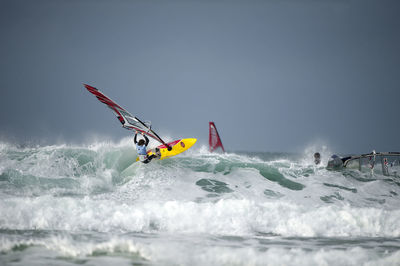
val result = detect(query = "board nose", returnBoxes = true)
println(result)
[181,138,197,149]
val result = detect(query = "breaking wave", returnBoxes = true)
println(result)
[1,138,400,265]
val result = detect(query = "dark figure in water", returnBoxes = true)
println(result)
[314,152,321,165]
[134,131,160,164]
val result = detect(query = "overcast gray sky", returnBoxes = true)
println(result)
[0,0,399,153]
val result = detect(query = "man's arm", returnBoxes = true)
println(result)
[144,134,149,146]
[134,132,138,144]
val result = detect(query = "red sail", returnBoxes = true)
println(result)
[84,84,164,143]
[209,122,225,152]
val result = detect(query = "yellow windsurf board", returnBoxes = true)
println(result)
[136,138,197,162]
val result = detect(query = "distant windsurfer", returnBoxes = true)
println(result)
[314,152,321,165]
[134,131,160,164]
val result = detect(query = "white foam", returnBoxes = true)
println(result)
[1,235,399,266]
[1,195,400,238]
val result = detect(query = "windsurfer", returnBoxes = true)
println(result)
[314,152,321,165]
[134,131,160,164]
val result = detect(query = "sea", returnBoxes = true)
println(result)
[1,138,400,266]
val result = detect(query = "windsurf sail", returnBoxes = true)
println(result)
[84,84,171,149]
[209,121,225,152]
[342,151,400,176]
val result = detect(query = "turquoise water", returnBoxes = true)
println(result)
[1,138,400,265]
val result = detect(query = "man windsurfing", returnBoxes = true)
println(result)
[134,131,161,164]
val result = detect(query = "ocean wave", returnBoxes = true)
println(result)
[1,196,399,237]
[1,234,400,266]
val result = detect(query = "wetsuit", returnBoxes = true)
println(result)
[134,133,157,164]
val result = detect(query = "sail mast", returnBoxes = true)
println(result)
[84,84,170,149]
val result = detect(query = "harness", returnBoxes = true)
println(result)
[136,144,147,155]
